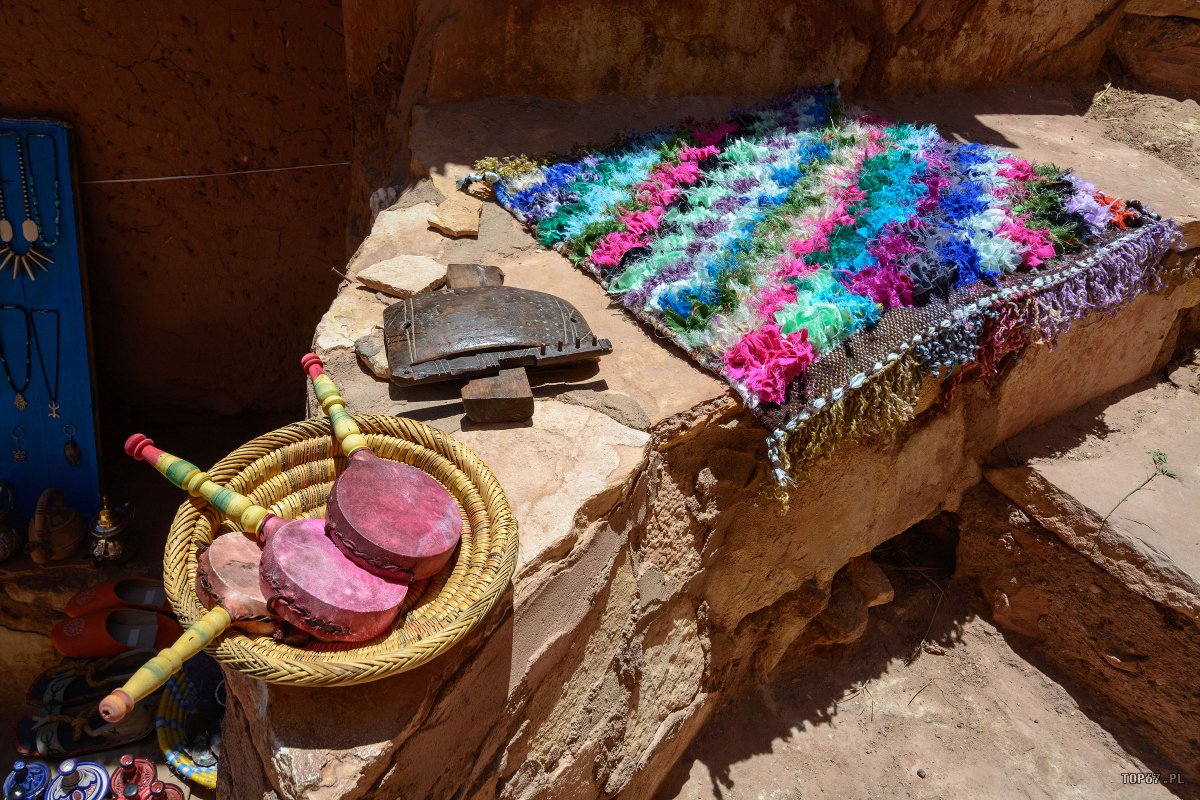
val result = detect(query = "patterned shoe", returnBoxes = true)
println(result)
[51,609,182,659]
[64,578,170,618]
[26,650,155,707]
[14,697,156,758]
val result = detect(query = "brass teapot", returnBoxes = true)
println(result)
[89,497,136,565]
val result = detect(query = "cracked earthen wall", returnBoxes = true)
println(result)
[0,1,351,419]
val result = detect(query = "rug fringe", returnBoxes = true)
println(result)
[772,353,924,489]
[769,218,1185,509]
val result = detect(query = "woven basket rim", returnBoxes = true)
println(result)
[163,413,518,687]
[156,671,218,789]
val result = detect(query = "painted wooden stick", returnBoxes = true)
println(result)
[125,434,280,542]
[303,353,371,458]
[99,436,285,723]
[98,606,231,724]
[302,353,462,580]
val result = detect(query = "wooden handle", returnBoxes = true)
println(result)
[98,605,233,723]
[302,353,370,456]
[125,433,273,536]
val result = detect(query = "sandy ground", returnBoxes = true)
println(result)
[659,568,1180,800]
[1085,85,1200,182]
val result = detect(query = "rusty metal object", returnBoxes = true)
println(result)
[383,286,612,386]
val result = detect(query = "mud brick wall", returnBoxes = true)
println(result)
[1,1,351,421]
[341,0,1129,241]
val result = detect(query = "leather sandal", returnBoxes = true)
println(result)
[51,609,182,659]
[26,650,156,707]
[14,696,156,758]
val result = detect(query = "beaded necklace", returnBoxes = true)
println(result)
[0,305,32,410]
[30,308,61,418]
[26,134,61,248]
[0,134,53,280]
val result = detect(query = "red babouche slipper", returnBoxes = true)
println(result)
[64,578,170,618]
[51,609,182,659]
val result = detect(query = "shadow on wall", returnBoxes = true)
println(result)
[0,2,351,428]
[399,80,1123,217]
[342,0,1132,241]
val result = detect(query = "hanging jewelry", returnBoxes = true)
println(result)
[63,424,81,467]
[0,148,12,269]
[0,305,32,410]
[1,134,53,281]
[26,134,61,249]
[30,308,61,418]
[11,426,26,462]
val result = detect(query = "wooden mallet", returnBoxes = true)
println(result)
[303,353,463,581]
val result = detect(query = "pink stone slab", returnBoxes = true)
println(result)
[259,517,409,642]
[195,533,275,635]
[326,451,463,581]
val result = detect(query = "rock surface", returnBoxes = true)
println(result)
[356,254,447,298]
[1110,12,1200,97]
[353,331,390,380]
[985,377,1200,624]
[312,286,388,354]
[343,0,1135,234]
[219,89,1200,800]
[427,192,482,238]
[664,557,1180,800]
[957,484,1200,787]
[1125,0,1200,19]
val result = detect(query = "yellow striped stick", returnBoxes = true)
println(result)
[302,353,370,457]
[98,606,232,723]
[124,433,273,537]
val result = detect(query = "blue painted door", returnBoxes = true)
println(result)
[0,119,101,521]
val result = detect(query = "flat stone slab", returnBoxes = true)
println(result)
[455,399,649,577]
[428,192,482,238]
[988,378,1200,622]
[357,254,447,298]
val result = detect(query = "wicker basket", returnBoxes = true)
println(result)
[156,668,219,790]
[162,414,518,686]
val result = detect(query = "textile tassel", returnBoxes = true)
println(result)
[1035,220,1183,346]
[976,294,1037,391]
[780,353,924,478]
[938,295,1032,408]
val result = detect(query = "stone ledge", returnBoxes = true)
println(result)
[234,87,1200,800]
[986,376,1200,623]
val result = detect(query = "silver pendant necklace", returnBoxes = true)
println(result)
[30,308,61,417]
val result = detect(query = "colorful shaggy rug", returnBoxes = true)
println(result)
[460,85,1185,496]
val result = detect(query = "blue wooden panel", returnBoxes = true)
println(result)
[0,119,101,521]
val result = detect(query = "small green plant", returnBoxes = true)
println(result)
[1102,450,1178,524]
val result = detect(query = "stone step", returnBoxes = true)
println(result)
[986,375,1200,624]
